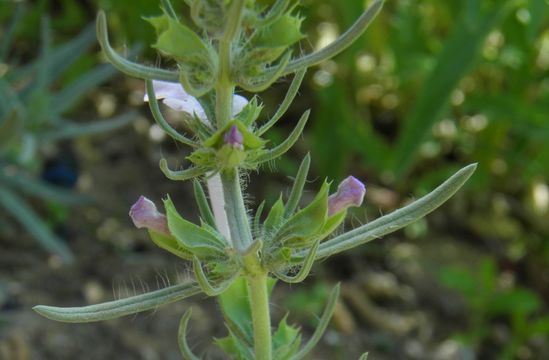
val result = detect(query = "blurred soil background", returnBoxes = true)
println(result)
[1,0,548,359]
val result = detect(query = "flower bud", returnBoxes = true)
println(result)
[223,125,244,150]
[129,196,170,235]
[328,176,366,216]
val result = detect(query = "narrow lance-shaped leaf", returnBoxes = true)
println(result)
[263,196,285,236]
[258,68,306,136]
[192,256,240,296]
[8,24,94,85]
[238,50,292,93]
[178,309,201,360]
[193,179,217,228]
[289,283,341,360]
[33,282,202,323]
[0,3,23,62]
[391,2,515,175]
[96,11,179,82]
[0,187,73,263]
[274,0,384,77]
[41,112,136,141]
[272,239,320,283]
[52,61,119,114]
[161,0,178,19]
[159,158,207,181]
[253,109,310,165]
[315,164,477,260]
[249,0,291,28]
[0,172,90,205]
[284,153,311,217]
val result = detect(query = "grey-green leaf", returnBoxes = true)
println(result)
[315,164,477,260]
[33,282,201,323]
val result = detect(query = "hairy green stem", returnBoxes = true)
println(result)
[247,271,273,360]
[215,0,245,127]
[213,4,273,359]
[215,81,235,127]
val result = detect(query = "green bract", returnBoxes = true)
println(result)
[34,1,478,359]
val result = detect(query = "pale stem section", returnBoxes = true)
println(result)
[205,174,231,241]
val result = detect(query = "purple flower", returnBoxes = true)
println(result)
[328,176,366,216]
[224,125,244,150]
[129,196,170,235]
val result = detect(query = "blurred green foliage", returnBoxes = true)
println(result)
[439,258,549,359]
[0,3,134,262]
[305,0,548,190]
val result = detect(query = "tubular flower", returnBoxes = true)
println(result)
[129,196,170,235]
[143,80,248,122]
[223,125,244,150]
[328,176,366,216]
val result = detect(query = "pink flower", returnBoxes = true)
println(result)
[143,80,248,122]
[328,176,366,216]
[223,125,244,150]
[129,196,170,235]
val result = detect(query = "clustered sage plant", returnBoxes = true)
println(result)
[34,0,477,358]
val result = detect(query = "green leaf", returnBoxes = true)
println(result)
[159,158,207,181]
[391,1,515,175]
[215,330,255,360]
[96,11,179,82]
[51,62,118,114]
[193,179,217,228]
[164,196,227,259]
[258,68,306,136]
[0,3,23,62]
[0,187,73,263]
[529,316,549,336]
[254,201,266,236]
[237,96,264,128]
[284,153,311,217]
[33,282,201,323]
[192,256,240,296]
[8,23,95,86]
[316,164,477,260]
[315,210,347,242]
[272,239,320,283]
[0,172,89,205]
[271,0,384,77]
[491,289,541,317]
[41,113,136,141]
[289,283,340,360]
[273,315,302,360]
[144,14,170,36]
[178,309,201,360]
[153,16,213,61]
[273,181,330,248]
[148,230,193,260]
[438,266,477,297]
[252,109,310,165]
[218,277,277,344]
[264,196,285,236]
[255,12,304,48]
